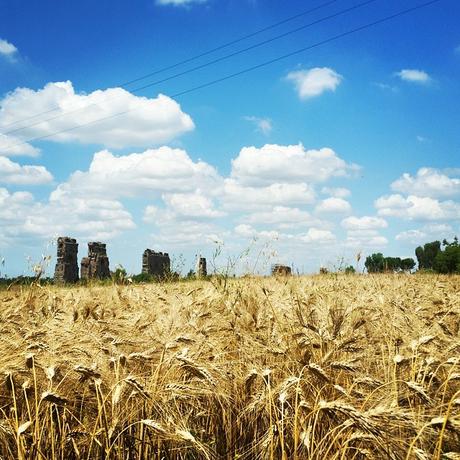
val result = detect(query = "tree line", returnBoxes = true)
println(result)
[365,237,460,274]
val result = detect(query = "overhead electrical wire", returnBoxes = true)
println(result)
[2,0,378,137]
[0,0,445,154]
[0,0,343,131]
[119,0,344,87]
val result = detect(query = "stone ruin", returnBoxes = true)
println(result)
[54,237,79,283]
[271,264,292,276]
[142,249,170,278]
[195,256,207,278]
[81,242,111,280]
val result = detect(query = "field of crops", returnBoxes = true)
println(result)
[0,274,459,459]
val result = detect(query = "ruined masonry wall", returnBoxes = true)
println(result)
[196,257,207,277]
[54,237,79,283]
[81,242,110,280]
[142,249,170,278]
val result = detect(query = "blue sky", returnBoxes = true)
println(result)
[0,0,459,276]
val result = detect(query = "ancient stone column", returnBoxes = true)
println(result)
[142,249,170,278]
[81,242,110,280]
[54,237,79,283]
[195,257,207,278]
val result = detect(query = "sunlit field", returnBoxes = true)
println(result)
[0,274,459,459]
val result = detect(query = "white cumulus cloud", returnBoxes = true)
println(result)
[286,67,342,99]
[341,216,388,230]
[391,168,460,198]
[162,191,225,219]
[395,69,431,84]
[52,147,221,199]
[0,134,40,157]
[0,81,194,149]
[0,157,53,185]
[395,229,427,243]
[151,224,223,247]
[315,197,351,214]
[242,206,313,226]
[396,224,455,244]
[345,231,388,248]
[234,224,279,241]
[0,138,367,269]
[0,189,35,245]
[222,179,315,210]
[376,194,460,221]
[374,194,410,211]
[321,186,351,198]
[0,38,17,57]
[144,204,223,247]
[231,144,358,186]
[300,228,336,244]
[34,147,224,245]
[0,187,134,245]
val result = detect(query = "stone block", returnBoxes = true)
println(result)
[142,249,170,279]
[54,237,79,283]
[81,242,110,280]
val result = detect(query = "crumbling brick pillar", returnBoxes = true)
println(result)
[196,257,207,278]
[142,249,170,278]
[54,237,79,283]
[81,242,110,280]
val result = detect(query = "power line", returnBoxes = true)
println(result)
[0,0,343,131]
[171,1,441,99]
[126,0,380,93]
[2,0,378,137]
[0,0,445,154]
[120,0,344,87]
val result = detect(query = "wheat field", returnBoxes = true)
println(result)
[0,274,459,459]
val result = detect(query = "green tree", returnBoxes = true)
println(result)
[433,237,460,274]
[365,253,385,273]
[344,265,356,274]
[365,253,416,273]
[415,241,441,270]
[384,257,402,272]
[400,258,416,271]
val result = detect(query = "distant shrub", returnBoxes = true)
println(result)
[131,273,155,283]
[344,265,356,274]
[0,275,54,288]
[112,265,129,285]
